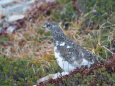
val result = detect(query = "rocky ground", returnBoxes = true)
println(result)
[0,0,54,34]
[0,0,35,33]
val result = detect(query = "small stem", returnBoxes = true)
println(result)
[102,46,114,54]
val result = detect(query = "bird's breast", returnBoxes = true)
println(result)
[54,47,75,72]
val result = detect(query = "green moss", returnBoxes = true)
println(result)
[0,36,9,43]
[52,67,114,86]
[0,57,60,86]
[46,84,55,86]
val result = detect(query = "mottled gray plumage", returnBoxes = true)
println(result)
[43,22,97,72]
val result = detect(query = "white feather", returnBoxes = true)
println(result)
[54,47,75,72]
[81,58,93,67]
[67,46,71,48]
[60,42,65,46]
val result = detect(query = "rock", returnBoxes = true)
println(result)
[0,0,56,34]
[2,22,9,28]
[7,15,25,22]
[6,26,16,33]
[1,0,35,15]
[0,0,35,34]
[0,27,3,33]
[0,0,16,6]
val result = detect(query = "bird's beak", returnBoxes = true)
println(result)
[42,25,46,29]
[42,25,49,31]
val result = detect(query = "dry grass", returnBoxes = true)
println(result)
[0,17,53,59]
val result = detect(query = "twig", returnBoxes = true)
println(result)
[102,46,114,54]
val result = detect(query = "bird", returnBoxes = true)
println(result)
[36,22,97,84]
[43,22,97,71]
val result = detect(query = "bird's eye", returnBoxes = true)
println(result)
[47,24,51,27]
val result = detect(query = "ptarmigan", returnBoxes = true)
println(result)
[36,22,97,85]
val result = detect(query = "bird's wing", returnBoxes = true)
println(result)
[58,40,97,65]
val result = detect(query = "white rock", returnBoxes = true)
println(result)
[7,15,25,22]
[0,27,3,33]
[46,0,55,2]
[0,0,16,6]
[6,26,16,33]
[0,0,35,15]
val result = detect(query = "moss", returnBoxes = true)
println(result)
[0,36,9,43]
[0,56,60,86]
[46,84,55,86]
[44,66,114,86]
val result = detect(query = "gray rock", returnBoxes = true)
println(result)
[0,27,3,33]
[0,0,16,6]
[7,15,25,22]
[0,0,35,34]
[1,0,35,15]
[6,26,16,33]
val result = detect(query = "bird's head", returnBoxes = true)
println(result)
[42,22,62,33]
